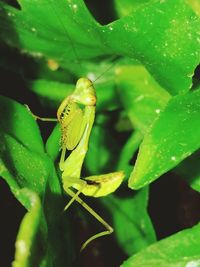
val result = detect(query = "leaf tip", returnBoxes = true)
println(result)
[128,171,146,190]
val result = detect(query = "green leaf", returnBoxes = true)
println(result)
[0,95,58,203]
[0,143,73,265]
[0,95,44,153]
[12,188,47,267]
[102,187,156,255]
[114,0,150,18]
[85,116,119,174]
[1,0,199,95]
[45,123,61,161]
[121,222,200,267]
[129,88,200,190]
[116,65,170,133]
[0,133,50,195]
[187,0,200,16]
[42,171,74,267]
[0,82,72,266]
[1,1,200,265]
[104,0,200,94]
[0,96,55,195]
[117,131,142,177]
[0,0,104,61]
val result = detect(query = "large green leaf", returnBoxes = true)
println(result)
[104,0,200,95]
[129,88,200,190]
[121,222,200,267]
[0,95,73,266]
[0,0,104,62]
[114,0,150,18]
[116,65,170,133]
[1,0,200,265]
[116,66,200,191]
[0,0,199,94]
[0,96,51,195]
[0,95,44,153]
[0,133,50,195]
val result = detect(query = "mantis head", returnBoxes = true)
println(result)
[72,78,96,106]
[57,77,96,122]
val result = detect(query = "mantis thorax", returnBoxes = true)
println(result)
[56,77,96,151]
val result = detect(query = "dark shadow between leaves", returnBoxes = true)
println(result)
[1,0,21,10]
[84,0,117,25]
[174,149,200,189]
[148,173,199,240]
[191,63,200,90]
[0,178,26,267]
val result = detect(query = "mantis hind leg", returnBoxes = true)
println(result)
[63,176,87,211]
[65,187,113,251]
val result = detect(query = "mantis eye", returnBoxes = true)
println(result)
[82,94,96,106]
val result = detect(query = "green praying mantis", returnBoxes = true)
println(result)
[31,77,125,250]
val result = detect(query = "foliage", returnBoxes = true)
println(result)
[0,0,200,266]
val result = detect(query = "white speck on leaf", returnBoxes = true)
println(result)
[135,95,144,102]
[186,260,200,267]
[16,240,28,255]
[72,4,78,10]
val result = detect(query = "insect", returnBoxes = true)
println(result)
[30,77,124,250]
[28,1,125,251]
[57,77,124,250]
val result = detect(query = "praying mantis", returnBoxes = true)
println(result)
[31,77,125,250]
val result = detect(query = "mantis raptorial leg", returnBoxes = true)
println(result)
[29,77,124,250]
